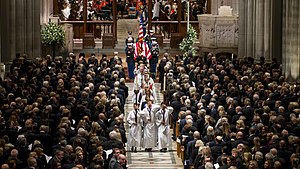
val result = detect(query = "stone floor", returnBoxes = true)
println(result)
[124,83,183,169]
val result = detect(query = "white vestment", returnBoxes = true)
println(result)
[142,104,160,149]
[127,109,143,148]
[155,107,173,150]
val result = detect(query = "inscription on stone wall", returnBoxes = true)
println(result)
[198,15,238,49]
[216,24,235,46]
[200,23,216,47]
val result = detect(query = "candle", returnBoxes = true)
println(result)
[231,53,234,61]
[163,73,166,91]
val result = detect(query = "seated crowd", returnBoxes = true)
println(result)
[0,53,129,169]
[157,53,300,169]
[0,50,300,169]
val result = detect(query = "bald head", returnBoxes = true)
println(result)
[1,164,9,169]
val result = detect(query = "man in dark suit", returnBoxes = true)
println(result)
[119,78,128,99]
[158,56,167,92]
[23,157,37,169]
[232,131,249,148]
[242,99,254,125]
[112,154,126,169]
[231,106,243,125]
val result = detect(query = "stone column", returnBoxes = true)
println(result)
[272,0,283,63]
[246,0,254,58]
[33,0,41,58]
[263,0,271,61]
[282,0,300,81]
[16,0,26,55]
[255,0,264,60]
[8,0,16,62]
[41,0,52,25]
[27,0,34,58]
[238,0,246,58]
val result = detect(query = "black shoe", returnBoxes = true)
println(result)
[163,148,167,152]
[134,147,137,153]
[160,149,163,152]
[131,146,134,152]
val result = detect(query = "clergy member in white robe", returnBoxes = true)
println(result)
[127,103,143,152]
[142,100,160,151]
[155,102,173,152]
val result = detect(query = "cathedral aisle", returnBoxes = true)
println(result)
[124,83,184,169]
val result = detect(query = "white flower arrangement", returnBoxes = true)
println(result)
[179,24,197,58]
[41,22,65,47]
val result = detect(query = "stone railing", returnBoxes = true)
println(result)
[151,21,178,39]
[151,21,199,39]
[60,20,114,39]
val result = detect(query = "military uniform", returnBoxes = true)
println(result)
[150,41,159,79]
[126,43,135,79]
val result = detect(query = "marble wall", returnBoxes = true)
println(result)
[282,0,300,81]
[0,0,41,62]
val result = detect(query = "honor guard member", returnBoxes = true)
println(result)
[125,43,135,80]
[150,41,159,79]
[125,31,134,46]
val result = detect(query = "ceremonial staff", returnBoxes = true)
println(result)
[163,72,167,105]
[134,73,139,104]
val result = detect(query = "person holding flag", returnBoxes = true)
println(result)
[134,5,152,66]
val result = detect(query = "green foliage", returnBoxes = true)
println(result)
[41,22,65,47]
[179,24,197,58]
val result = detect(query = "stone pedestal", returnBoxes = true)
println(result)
[282,0,300,81]
[197,14,238,56]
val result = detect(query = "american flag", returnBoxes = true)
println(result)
[134,14,152,60]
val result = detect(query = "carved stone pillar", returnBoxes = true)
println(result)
[282,0,300,81]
